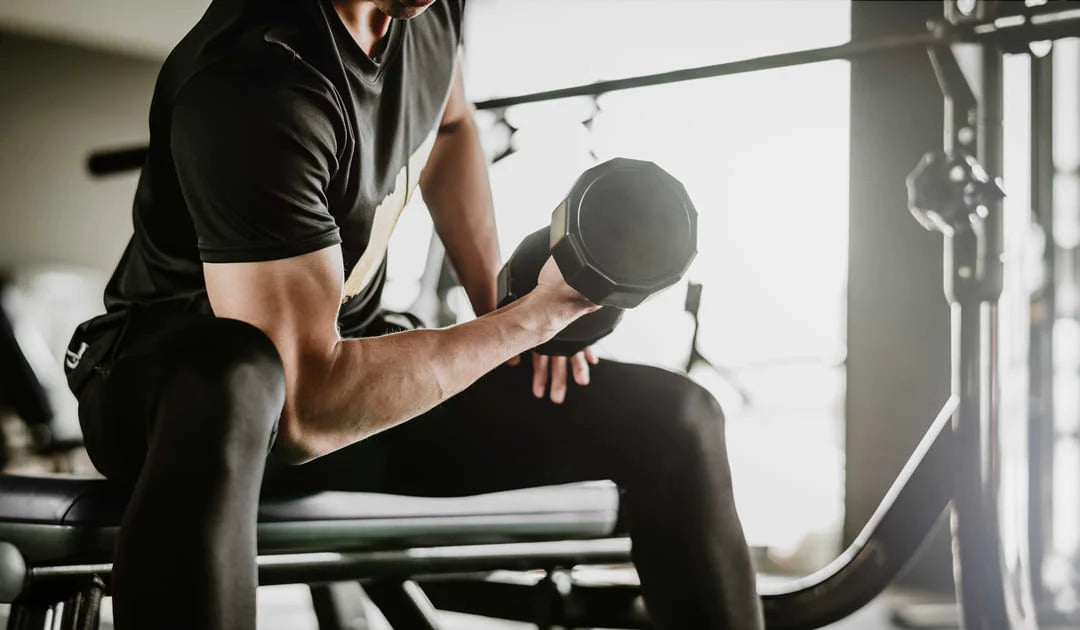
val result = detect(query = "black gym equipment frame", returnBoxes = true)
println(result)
[68,2,1078,629]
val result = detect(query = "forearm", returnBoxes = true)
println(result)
[283,291,581,461]
[420,115,502,315]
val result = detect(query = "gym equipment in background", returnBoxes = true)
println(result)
[0,271,95,462]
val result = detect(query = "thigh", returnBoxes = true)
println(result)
[77,309,229,484]
[77,356,156,484]
[265,358,698,497]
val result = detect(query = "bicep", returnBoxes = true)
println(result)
[204,246,344,394]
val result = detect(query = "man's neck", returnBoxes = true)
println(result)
[331,1,393,57]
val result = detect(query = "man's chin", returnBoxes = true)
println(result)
[384,0,435,19]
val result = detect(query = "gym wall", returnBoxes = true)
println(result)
[0,31,159,273]
[846,1,952,590]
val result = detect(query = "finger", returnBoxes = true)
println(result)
[570,352,590,386]
[507,354,521,367]
[532,353,549,399]
[584,347,599,365]
[550,356,568,404]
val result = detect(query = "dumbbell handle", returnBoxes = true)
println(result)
[498,228,624,356]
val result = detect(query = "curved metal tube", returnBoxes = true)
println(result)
[760,397,958,630]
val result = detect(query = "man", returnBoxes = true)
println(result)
[65,0,762,628]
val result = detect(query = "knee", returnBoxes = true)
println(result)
[157,319,285,460]
[634,366,728,468]
[671,373,727,452]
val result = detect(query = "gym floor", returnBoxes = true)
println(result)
[0,586,950,630]
[247,587,1080,630]
[254,586,952,630]
[10,587,1080,630]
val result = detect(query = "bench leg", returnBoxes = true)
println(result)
[6,577,104,630]
[6,601,55,630]
[363,581,442,630]
[58,577,104,630]
[310,582,371,630]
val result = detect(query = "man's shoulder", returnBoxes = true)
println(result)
[195,39,338,100]
[157,11,345,123]
[168,39,346,139]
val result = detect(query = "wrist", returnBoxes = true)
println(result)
[518,288,594,339]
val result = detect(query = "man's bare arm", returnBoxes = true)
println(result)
[420,64,596,402]
[204,246,593,464]
[420,64,501,316]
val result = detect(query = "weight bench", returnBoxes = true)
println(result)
[0,474,631,630]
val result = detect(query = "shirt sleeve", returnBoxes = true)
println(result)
[170,67,345,263]
[447,0,466,47]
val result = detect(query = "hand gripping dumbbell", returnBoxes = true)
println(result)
[497,158,698,355]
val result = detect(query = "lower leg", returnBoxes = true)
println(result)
[112,438,264,629]
[620,378,762,630]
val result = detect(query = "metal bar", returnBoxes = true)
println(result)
[256,539,631,586]
[928,45,979,157]
[418,580,556,627]
[85,146,147,177]
[759,397,958,629]
[309,582,371,630]
[363,581,443,630]
[1028,47,1055,611]
[473,32,938,110]
[27,539,633,587]
[420,578,650,629]
[85,7,1080,177]
[57,577,103,630]
[948,299,1040,630]
[945,13,1039,626]
[470,8,1080,111]
[4,602,52,630]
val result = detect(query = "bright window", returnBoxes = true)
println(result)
[385,0,852,569]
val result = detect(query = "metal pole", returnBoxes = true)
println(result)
[949,294,1041,630]
[1028,48,1055,612]
[945,4,1039,624]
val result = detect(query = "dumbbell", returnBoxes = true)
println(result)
[497,158,698,355]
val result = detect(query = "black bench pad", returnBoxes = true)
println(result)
[0,475,620,567]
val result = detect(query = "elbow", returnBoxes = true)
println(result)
[271,345,340,465]
[437,119,465,136]
[272,410,325,466]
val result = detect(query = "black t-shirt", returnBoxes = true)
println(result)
[67,0,462,389]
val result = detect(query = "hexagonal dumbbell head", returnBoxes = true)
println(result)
[549,158,698,309]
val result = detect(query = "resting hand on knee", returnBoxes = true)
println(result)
[511,348,598,404]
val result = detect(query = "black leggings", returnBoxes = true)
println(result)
[76,315,762,630]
